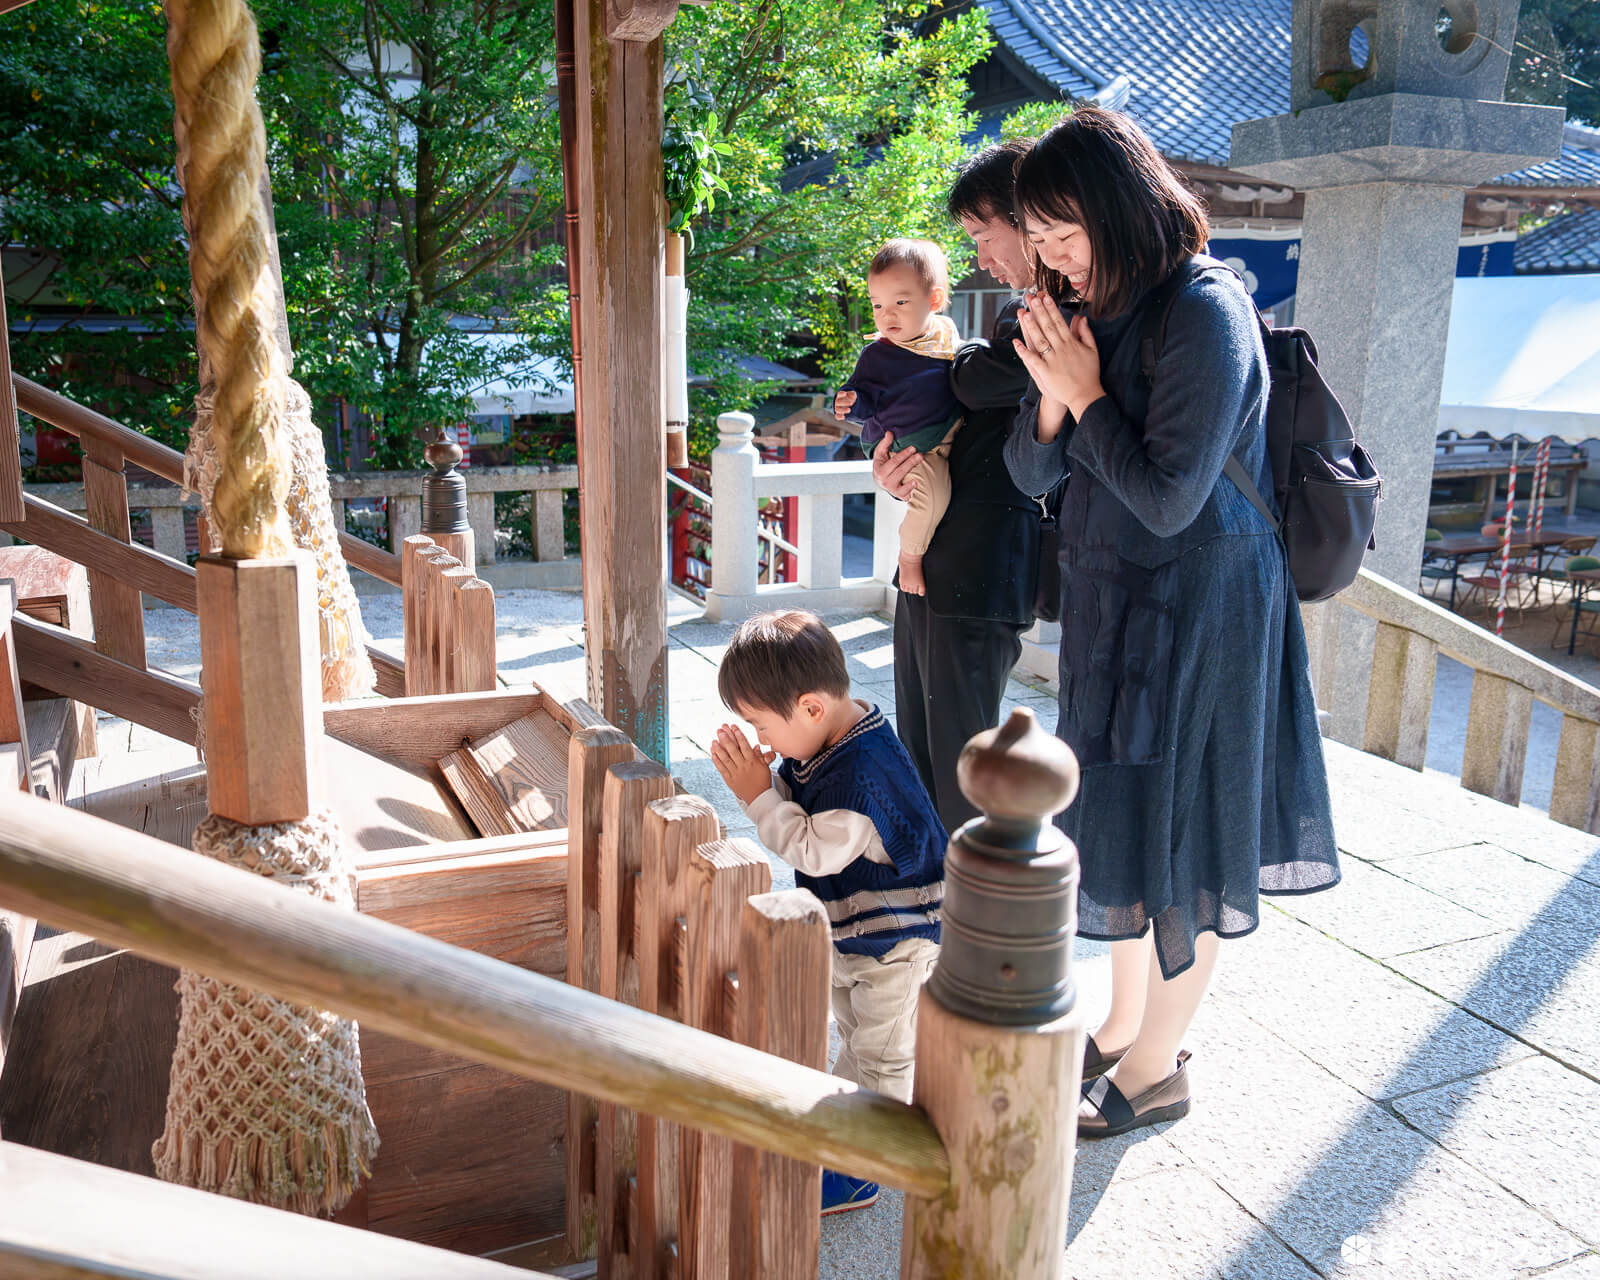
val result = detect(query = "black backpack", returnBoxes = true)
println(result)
[1140,263,1381,602]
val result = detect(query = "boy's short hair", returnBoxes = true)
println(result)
[717,610,850,715]
[946,140,1028,226]
[869,238,950,301]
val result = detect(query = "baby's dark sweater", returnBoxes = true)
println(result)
[841,339,962,454]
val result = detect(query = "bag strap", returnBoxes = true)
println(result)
[1223,455,1281,533]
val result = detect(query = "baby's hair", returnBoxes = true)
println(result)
[869,238,950,304]
[717,610,851,716]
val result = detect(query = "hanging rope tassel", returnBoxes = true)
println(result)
[157,0,378,1214]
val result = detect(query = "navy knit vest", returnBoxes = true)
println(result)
[778,707,946,958]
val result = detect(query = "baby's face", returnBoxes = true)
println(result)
[867,263,939,345]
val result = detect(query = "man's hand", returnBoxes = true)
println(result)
[833,389,858,418]
[872,432,922,501]
[710,724,777,807]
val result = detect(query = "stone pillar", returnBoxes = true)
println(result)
[1230,0,1564,587]
[702,412,760,622]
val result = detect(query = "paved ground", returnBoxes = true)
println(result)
[121,589,1600,1279]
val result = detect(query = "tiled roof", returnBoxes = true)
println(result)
[1514,205,1600,274]
[986,0,1598,187]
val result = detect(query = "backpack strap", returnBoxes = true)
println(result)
[1139,257,1282,534]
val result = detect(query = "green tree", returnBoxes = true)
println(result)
[655,2,994,455]
[1509,0,1599,125]
[0,0,196,453]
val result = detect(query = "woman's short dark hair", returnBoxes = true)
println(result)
[717,610,850,715]
[1014,105,1208,318]
[946,140,1029,226]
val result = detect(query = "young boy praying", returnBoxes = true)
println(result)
[710,609,945,1216]
[833,238,963,597]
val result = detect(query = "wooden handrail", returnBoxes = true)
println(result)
[13,374,404,587]
[3,495,197,612]
[0,791,952,1199]
[13,614,200,744]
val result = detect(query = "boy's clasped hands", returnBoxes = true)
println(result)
[710,724,776,806]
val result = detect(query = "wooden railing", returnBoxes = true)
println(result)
[1308,567,1600,832]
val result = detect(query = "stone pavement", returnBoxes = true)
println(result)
[123,591,1600,1279]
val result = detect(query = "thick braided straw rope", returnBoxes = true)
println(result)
[158,0,378,1214]
[188,381,376,700]
[165,0,291,560]
[151,810,379,1214]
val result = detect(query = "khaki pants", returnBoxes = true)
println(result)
[830,936,939,1103]
[890,423,960,558]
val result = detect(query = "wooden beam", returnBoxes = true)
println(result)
[604,0,678,40]
[12,375,404,588]
[323,690,545,773]
[0,583,28,791]
[0,292,22,523]
[12,613,200,746]
[570,0,669,762]
[0,791,952,1198]
[0,1141,549,1280]
[1,495,196,612]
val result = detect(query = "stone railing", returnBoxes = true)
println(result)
[12,464,581,586]
[701,411,902,622]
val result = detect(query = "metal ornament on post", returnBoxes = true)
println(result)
[901,707,1086,1280]
[420,426,474,567]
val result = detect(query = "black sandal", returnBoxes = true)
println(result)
[1077,1050,1192,1138]
[1082,1033,1128,1082]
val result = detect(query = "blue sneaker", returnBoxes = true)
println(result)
[820,1170,880,1216]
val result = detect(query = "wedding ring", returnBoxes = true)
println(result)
[1040,345,1053,356]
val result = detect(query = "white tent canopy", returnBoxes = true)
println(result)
[1439,274,1600,443]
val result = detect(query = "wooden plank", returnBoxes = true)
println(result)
[1461,670,1533,806]
[0,907,34,1128]
[0,583,29,791]
[0,792,953,1199]
[456,577,498,693]
[323,689,544,773]
[403,534,436,696]
[12,613,199,746]
[439,749,519,838]
[566,725,636,1261]
[680,838,770,1280]
[1,494,196,612]
[0,929,179,1178]
[358,826,569,877]
[0,293,22,523]
[80,444,147,669]
[728,892,829,1279]
[444,710,576,832]
[371,646,407,698]
[323,736,475,856]
[25,698,87,804]
[0,1140,548,1279]
[1551,715,1600,834]
[419,546,459,696]
[1363,622,1436,771]
[195,555,321,825]
[597,761,674,1278]
[636,795,720,1278]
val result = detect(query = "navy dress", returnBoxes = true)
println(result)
[1004,259,1339,979]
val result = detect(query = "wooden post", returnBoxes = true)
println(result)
[80,439,148,669]
[195,554,321,825]
[636,795,720,1278]
[433,529,474,570]
[729,891,829,1280]
[680,838,770,1280]
[596,760,674,1278]
[414,546,456,697]
[567,0,669,762]
[439,564,476,693]
[0,290,23,524]
[401,534,436,696]
[566,725,637,1261]
[901,709,1085,1280]
[454,578,497,693]
[0,583,29,792]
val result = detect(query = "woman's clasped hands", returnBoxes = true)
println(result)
[1013,290,1106,422]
